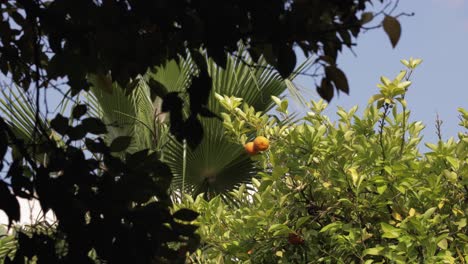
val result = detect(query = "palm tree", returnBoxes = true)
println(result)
[0,50,306,199]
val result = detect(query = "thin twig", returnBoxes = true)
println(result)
[435,112,443,141]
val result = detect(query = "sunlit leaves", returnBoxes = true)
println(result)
[401,57,423,69]
[188,58,468,263]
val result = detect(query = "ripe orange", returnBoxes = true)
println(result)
[253,136,269,151]
[244,142,258,155]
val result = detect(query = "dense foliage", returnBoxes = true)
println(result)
[0,49,296,263]
[0,1,420,263]
[175,59,468,263]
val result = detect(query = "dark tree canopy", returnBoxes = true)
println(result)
[1,0,403,98]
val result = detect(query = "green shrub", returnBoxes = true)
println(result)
[175,58,468,263]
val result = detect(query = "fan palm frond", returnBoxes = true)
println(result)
[160,50,290,198]
[0,85,54,161]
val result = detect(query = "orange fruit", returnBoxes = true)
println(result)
[253,136,269,151]
[244,142,258,155]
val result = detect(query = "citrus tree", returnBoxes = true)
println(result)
[175,58,468,263]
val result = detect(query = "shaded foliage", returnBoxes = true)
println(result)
[0,111,199,263]
[1,0,403,101]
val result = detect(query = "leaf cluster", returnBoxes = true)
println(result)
[179,59,468,263]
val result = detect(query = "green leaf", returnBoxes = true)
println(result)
[381,223,401,238]
[268,224,290,233]
[422,207,436,219]
[446,156,460,170]
[295,216,311,229]
[110,136,132,152]
[437,238,448,250]
[271,96,282,106]
[320,222,342,232]
[377,184,387,194]
[363,246,385,256]
[383,16,401,48]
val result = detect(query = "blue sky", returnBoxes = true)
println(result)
[293,0,468,146]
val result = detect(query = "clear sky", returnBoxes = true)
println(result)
[292,0,468,146]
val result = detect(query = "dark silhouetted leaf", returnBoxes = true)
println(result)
[0,180,20,228]
[161,92,184,113]
[126,149,149,167]
[162,93,185,140]
[172,221,199,236]
[72,104,87,119]
[208,47,227,69]
[188,69,212,114]
[318,55,335,65]
[0,123,7,171]
[277,45,296,78]
[325,66,349,94]
[50,114,70,135]
[81,117,107,135]
[248,47,261,63]
[190,50,208,73]
[148,79,168,100]
[317,78,334,102]
[199,107,222,120]
[68,125,87,141]
[383,15,401,48]
[184,115,203,149]
[85,138,107,153]
[173,208,199,222]
[338,30,352,47]
[361,12,374,25]
[110,136,132,152]
[261,44,277,67]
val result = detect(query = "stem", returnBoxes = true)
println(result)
[182,139,187,196]
[399,70,413,156]
[435,112,443,141]
[379,104,390,162]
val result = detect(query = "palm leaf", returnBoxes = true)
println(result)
[160,50,289,197]
[87,74,142,153]
[0,85,53,161]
